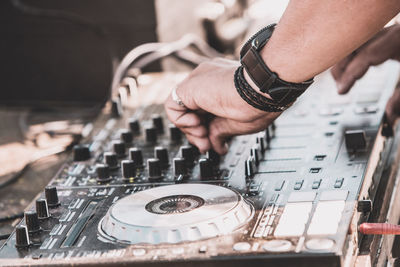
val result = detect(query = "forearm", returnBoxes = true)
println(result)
[262,0,400,83]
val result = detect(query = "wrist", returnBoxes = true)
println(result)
[242,68,274,100]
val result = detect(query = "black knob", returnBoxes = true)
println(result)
[173,158,187,178]
[36,199,49,219]
[250,146,261,166]
[45,186,60,208]
[256,136,266,154]
[129,147,143,167]
[199,159,213,179]
[103,152,118,169]
[245,156,257,178]
[120,129,133,144]
[357,199,372,213]
[24,211,40,233]
[73,144,91,161]
[96,164,111,182]
[155,147,169,167]
[145,126,157,144]
[345,130,367,152]
[152,114,164,134]
[122,160,136,179]
[111,99,123,118]
[128,118,140,134]
[180,145,194,166]
[206,150,220,165]
[113,140,126,157]
[265,124,275,144]
[15,226,30,248]
[169,125,182,143]
[147,158,162,179]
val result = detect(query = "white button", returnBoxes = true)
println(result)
[262,240,292,252]
[233,242,251,251]
[305,238,335,251]
[132,249,146,256]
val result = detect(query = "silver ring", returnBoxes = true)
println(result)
[172,87,186,108]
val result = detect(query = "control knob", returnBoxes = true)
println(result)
[147,158,162,180]
[152,114,164,134]
[15,226,30,248]
[113,140,126,157]
[169,125,182,143]
[199,158,213,179]
[129,147,144,167]
[120,129,133,144]
[155,147,169,167]
[96,164,112,183]
[24,211,40,233]
[73,144,91,162]
[104,152,118,169]
[121,160,136,179]
[45,186,60,208]
[36,199,49,219]
[145,126,157,144]
[128,118,140,135]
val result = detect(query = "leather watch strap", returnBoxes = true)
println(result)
[240,24,313,106]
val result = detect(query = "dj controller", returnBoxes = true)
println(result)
[0,62,399,267]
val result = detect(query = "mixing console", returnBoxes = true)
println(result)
[0,62,399,267]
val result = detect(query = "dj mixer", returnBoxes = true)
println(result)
[0,62,399,267]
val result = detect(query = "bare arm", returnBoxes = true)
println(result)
[165,1,400,154]
[263,0,400,82]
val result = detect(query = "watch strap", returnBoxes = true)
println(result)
[240,24,313,105]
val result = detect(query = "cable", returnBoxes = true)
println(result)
[0,213,24,224]
[0,234,11,240]
[112,34,223,91]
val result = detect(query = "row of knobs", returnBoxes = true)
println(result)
[15,186,60,248]
[245,125,274,178]
[73,120,181,162]
[95,146,217,182]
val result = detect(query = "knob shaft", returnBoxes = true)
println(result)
[73,144,91,161]
[128,118,140,134]
[104,152,118,169]
[173,158,187,178]
[24,211,40,233]
[113,141,126,157]
[180,145,194,167]
[120,129,133,144]
[45,186,60,208]
[129,147,143,166]
[256,137,266,154]
[152,114,164,134]
[345,130,367,152]
[122,160,136,179]
[206,150,220,165]
[147,158,162,179]
[155,147,169,167]
[199,159,213,179]
[36,199,49,219]
[96,164,111,182]
[169,125,182,142]
[145,127,157,143]
[15,226,30,248]
[111,99,123,118]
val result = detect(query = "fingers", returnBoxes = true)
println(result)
[332,25,400,94]
[208,115,277,154]
[385,85,400,126]
[331,51,357,82]
[185,133,211,154]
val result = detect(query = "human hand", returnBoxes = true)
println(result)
[331,24,400,127]
[331,24,400,94]
[164,58,280,155]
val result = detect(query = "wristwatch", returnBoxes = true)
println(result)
[240,24,314,106]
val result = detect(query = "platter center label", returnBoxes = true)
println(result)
[145,195,205,214]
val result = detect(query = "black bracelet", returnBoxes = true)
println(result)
[234,66,289,112]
